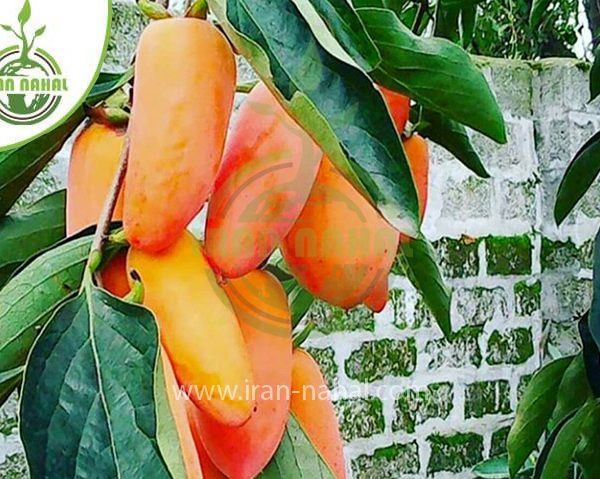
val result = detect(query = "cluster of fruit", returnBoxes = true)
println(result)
[65,16,428,479]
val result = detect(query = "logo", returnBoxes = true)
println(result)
[0,0,110,149]
[0,1,66,125]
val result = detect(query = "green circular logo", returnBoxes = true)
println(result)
[0,45,63,125]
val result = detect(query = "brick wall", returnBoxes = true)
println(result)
[0,2,598,477]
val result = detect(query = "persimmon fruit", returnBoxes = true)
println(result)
[205,82,322,279]
[124,18,236,253]
[128,231,254,426]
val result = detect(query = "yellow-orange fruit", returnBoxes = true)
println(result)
[128,231,254,426]
[162,354,203,479]
[363,276,388,313]
[291,349,346,479]
[281,157,400,310]
[190,270,292,479]
[186,401,227,479]
[66,121,125,235]
[381,87,410,135]
[364,135,429,311]
[403,134,429,221]
[101,252,130,298]
[205,82,322,278]
[124,18,236,253]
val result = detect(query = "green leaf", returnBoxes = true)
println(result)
[534,401,597,479]
[211,0,420,236]
[0,366,23,408]
[529,0,550,29]
[579,313,600,397]
[574,402,600,478]
[0,236,90,380]
[18,0,31,26]
[415,107,490,178]
[552,354,593,424]
[352,0,405,17]
[434,3,461,43]
[34,25,46,37]
[397,237,452,338]
[20,283,171,479]
[0,24,13,32]
[554,131,600,225]
[589,230,600,352]
[0,111,84,216]
[461,5,476,47]
[507,356,574,477]
[300,0,381,71]
[472,455,534,479]
[155,354,187,479]
[87,67,134,106]
[590,47,600,102]
[257,413,336,478]
[0,190,66,288]
[284,280,315,329]
[473,455,510,478]
[357,7,506,144]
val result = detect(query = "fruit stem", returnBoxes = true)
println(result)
[88,136,130,278]
[124,276,144,304]
[138,0,172,20]
[185,0,208,19]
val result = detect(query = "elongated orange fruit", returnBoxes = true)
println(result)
[186,401,227,479]
[291,349,346,479]
[281,157,400,310]
[124,18,236,253]
[403,134,429,221]
[189,270,292,479]
[381,87,410,135]
[162,354,203,479]
[128,231,254,426]
[205,82,322,278]
[66,121,125,235]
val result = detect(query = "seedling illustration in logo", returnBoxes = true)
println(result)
[0,0,67,125]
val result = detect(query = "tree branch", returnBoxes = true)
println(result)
[88,136,130,277]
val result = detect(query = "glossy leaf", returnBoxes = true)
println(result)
[284,281,315,329]
[397,237,452,338]
[87,67,134,106]
[552,354,593,423]
[472,455,534,479]
[352,0,405,16]
[0,190,66,288]
[529,0,550,29]
[357,7,506,144]
[434,3,461,43]
[579,314,600,397]
[211,0,420,236]
[507,356,574,477]
[461,5,476,47]
[0,111,84,216]
[590,230,600,352]
[257,413,336,478]
[533,401,596,479]
[155,354,187,479]
[0,236,90,381]
[415,107,490,178]
[554,131,600,225]
[0,366,23,408]
[301,0,381,71]
[574,402,600,478]
[20,282,171,479]
[591,47,600,102]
